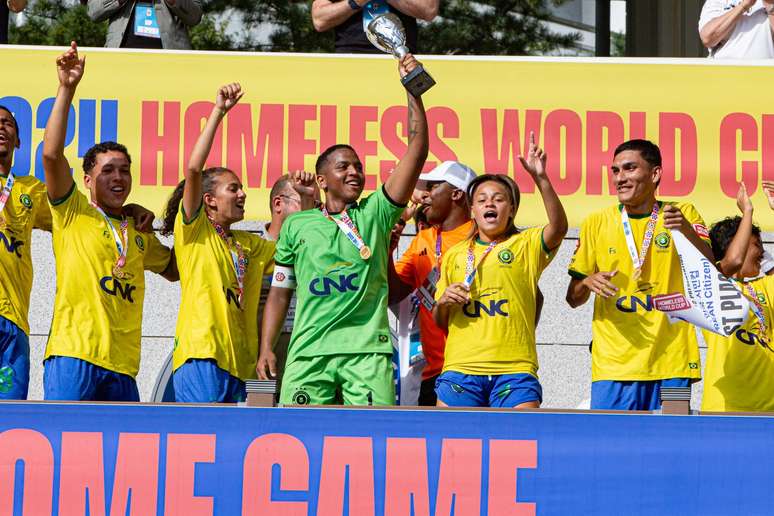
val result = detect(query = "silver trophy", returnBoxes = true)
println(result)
[365,12,436,97]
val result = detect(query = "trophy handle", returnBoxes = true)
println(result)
[395,45,410,59]
[401,64,436,97]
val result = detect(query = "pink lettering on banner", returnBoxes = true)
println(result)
[58,432,106,516]
[241,433,309,515]
[426,106,461,172]
[164,433,216,516]
[319,105,339,154]
[349,106,380,190]
[658,112,697,196]
[0,429,54,516]
[544,109,583,196]
[384,438,431,516]
[762,114,774,183]
[226,103,285,189]
[287,104,318,172]
[140,101,181,186]
[480,108,542,192]
[585,111,624,195]
[487,440,538,516]
[435,438,483,515]
[629,111,647,141]
[317,436,376,514]
[183,101,223,172]
[719,113,758,198]
[109,433,160,516]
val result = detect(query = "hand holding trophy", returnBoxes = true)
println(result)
[363,4,436,97]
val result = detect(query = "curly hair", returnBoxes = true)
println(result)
[160,167,232,236]
[83,141,131,174]
[466,174,520,240]
[709,216,761,261]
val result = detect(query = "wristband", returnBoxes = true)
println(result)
[348,0,361,10]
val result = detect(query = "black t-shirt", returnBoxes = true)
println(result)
[121,2,164,49]
[335,4,418,54]
[0,3,10,45]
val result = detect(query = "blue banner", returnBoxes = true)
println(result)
[0,402,771,515]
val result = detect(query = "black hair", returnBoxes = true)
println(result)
[83,141,131,174]
[709,216,761,261]
[613,139,662,168]
[414,204,429,228]
[466,174,520,240]
[160,167,233,236]
[0,105,19,135]
[315,144,357,174]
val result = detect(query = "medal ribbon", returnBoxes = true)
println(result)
[321,206,369,258]
[742,283,769,342]
[620,202,660,276]
[91,201,129,274]
[209,217,247,308]
[0,171,16,219]
[415,229,444,311]
[464,239,498,288]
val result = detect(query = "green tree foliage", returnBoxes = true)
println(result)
[10,0,107,47]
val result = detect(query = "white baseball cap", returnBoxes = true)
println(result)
[418,161,477,191]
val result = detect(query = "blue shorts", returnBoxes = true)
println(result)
[173,358,246,403]
[435,371,542,408]
[0,316,29,400]
[44,356,140,402]
[591,378,691,410]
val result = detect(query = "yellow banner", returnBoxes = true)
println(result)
[4,46,774,228]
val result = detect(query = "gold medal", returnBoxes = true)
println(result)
[359,245,372,260]
[113,265,126,279]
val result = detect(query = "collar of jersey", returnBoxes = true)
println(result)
[617,200,663,219]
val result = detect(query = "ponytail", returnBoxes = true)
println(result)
[160,167,233,236]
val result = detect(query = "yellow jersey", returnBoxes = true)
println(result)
[436,227,555,376]
[568,201,708,381]
[173,208,275,381]
[0,174,51,335]
[702,276,774,412]
[45,187,171,377]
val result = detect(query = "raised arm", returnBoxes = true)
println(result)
[699,0,755,49]
[518,131,568,250]
[717,183,754,277]
[311,0,365,32]
[42,41,84,202]
[387,0,439,21]
[383,55,429,205]
[183,83,243,219]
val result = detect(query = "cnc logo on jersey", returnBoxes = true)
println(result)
[309,262,359,296]
[100,276,137,303]
[134,235,145,251]
[498,248,514,264]
[462,288,509,318]
[19,193,32,209]
[655,232,671,249]
[224,287,241,309]
[616,294,653,313]
[0,232,24,258]
[292,389,311,405]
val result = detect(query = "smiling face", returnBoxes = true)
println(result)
[317,148,365,206]
[204,170,246,226]
[0,108,19,165]
[611,150,661,207]
[741,234,764,279]
[470,180,516,240]
[84,150,132,213]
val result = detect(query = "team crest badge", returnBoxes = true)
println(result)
[134,235,145,251]
[758,293,766,305]
[498,249,514,264]
[19,194,32,209]
[292,389,311,405]
[655,232,670,249]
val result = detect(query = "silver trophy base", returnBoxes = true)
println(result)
[401,65,436,97]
